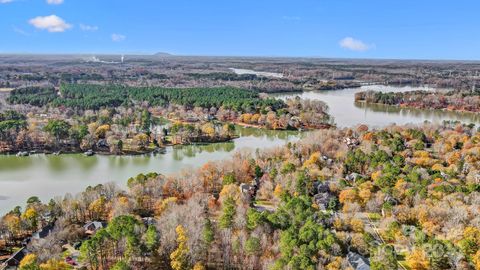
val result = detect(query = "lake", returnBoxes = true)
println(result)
[2,85,480,213]
[0,127,301,213]
[273,85,480,127]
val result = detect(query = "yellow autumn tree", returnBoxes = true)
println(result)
[325,257,342,270]
[251,114,261,124]
[273,184,283,198]
[94,124,110,139]
[358,181,373,205]
[303,152,321,168]
[406,249,430,270]
[4,214,21,237]
[464,226,480,243]
[170,225,190,270]
[339,189,358,204]
[39,259,71,270]
[472,250,480,270]
[201,122,215,137]
[371,171,382,182]
[446,151,461,165]
[219,184,240,202]
[240,113,253,123]
[193,263,206,270]
[394,178,408,198]
[133,133,149,150]
[154,197,178,217]
[350,218,364,233]
[87,122,99,136]
[23,207,38,230]
[88,196,107,220]
[118,196,130,206]
[19,254,38,269]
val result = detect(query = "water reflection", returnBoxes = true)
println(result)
[0,126,299,213]
[0,155,34,171]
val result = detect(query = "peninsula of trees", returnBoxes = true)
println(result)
[0,84,331,154]
[355,89,480,114]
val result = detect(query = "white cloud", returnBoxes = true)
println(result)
[0,0,14,3]
[339,37,373,52]
[79,24,99,32]
[111,33,126,42]
[46,0,63,4]
[29,15,72,32]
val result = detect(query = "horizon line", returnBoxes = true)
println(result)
[0,52,480,63]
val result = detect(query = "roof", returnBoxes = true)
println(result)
[84,221,105,231]
[3,247,29,267]
[32,224,54,239]
[347,252,370,270]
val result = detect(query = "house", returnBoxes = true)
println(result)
[96,139,109,149]
[32,224,54,240]
[475,174,480,184]
[315,181,331,194]
[383,194,398,206]
[344,137,360,147]
[84,221,105,235]
[204,114,216,121]
[347,252,370,270]
[346,173,364,183]
[1,247,29,270]
[314,192,334,211]
[240,183,255,197]
[288,116,301,128]
[142,217,156,226]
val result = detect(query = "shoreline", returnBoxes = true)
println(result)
[0,135,241,157]
[356,100,480,116]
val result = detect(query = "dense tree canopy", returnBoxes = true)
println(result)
[8,84,286,112]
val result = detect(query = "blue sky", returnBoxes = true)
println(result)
[0,0,479,59]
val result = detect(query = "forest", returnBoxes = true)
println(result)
[8,84,285,112]
[1,123,480,269]
[0,110,27,141]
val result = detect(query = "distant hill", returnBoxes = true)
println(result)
[154,52,173,57]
